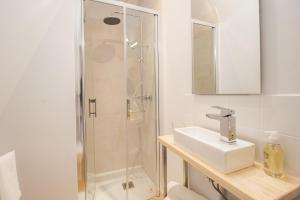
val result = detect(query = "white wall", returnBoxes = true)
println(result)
[160,0,300,199]
[160,0,193,183]
[0,0,78,200]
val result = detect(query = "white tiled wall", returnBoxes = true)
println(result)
[160,0,300,199]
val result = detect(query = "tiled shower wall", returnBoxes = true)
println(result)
[160,0,300,199]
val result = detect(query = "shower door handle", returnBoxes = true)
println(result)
[89,98,97,118]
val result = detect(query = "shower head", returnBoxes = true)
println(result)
[103,16,120,25]
[103,11,140,26]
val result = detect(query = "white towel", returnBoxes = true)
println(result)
[0,151,21,200]
[164,181,208,200]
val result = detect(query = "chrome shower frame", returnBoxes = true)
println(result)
[75,0,160,199]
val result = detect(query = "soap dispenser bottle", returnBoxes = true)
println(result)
[263,131,284,178]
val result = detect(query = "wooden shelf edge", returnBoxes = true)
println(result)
[158,135,300,200]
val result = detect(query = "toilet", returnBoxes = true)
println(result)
[165,182,208,200]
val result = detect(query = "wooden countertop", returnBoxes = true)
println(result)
[159,135,300,200]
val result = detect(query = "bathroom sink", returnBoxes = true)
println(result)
[174,126,255,173]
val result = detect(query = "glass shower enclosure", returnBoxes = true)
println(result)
[82,1,159,200]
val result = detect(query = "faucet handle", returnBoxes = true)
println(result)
[211,106,235,116]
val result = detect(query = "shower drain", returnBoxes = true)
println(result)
[122,181,135,190]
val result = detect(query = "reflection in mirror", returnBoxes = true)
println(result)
[192,21,216,94]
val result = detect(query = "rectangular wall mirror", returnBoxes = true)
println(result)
[192,0,261,95]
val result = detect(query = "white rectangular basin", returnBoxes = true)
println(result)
[174,126,255,173]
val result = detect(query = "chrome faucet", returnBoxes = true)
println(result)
[206,106,236,143]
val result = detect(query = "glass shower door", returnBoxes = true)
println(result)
[84,2,97,197]
[125,8,158,200]
[84,1,126,200]
[84,98,96,200]
[83,2,158,200]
